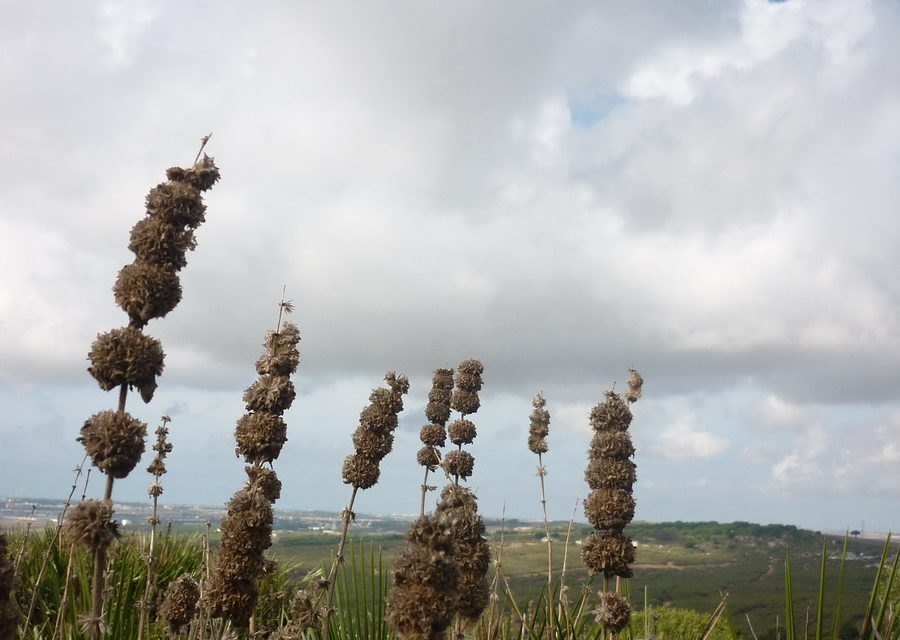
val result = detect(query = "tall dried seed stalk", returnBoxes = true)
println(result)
[71,145,219,638]
[582,369,643,637]
[528,392,554,634]
[206,298,300,630]
[322,372,410,629]
[418,367,453,516]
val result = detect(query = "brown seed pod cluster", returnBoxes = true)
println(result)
[235,322,301,464]
[434,485,490,624]
[87,326,165,403]
[158,574,200,634]
[209,313,301,629]
[64,500,120,553]
[342,372,410,490]
[418,368,453,472]
[270,590,323,639]
[450,359,483,416]
[116,155,219,328]
[205,485,274,627]
[78,410,147,479]
[442,359,484,483]
[0,534,18,638]
[387,512,460,640]
[582,372,643,631]
[527,392,550,454]
[625,368,644,404]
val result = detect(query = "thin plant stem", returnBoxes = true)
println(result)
[193,133,212,165]
[419,466,430,518]
[12,504,36,574]
[24,455,87,632]
[137,472,162,640]
[324,486,359,629]
[537,452,555,640]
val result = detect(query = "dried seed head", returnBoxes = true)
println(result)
[589,431,635,461]
[425,368,454,426]
[243,375,296,415]
[456,359,484,379]
[387,514,460,640]
[287,590,322,633]
[359,401,399,435]
[584,458,636,491]
[64,500,119,553]
[352,426,394,460]
[419,423,447,447]
[113,262,182,327]
[583,488,635,532]
[594,591,631,632]
[245,466,282,502]
[159,574,200,634]
[385,371,411,412]
[87,326,165,402]
[442,450,474,480]
[581,532,635,578]
[416,446,441,471]
[128,217,196,271]
[448,419,477,446]
[589,391,633,433]
[625,368,643,403]
[166,155,220,192]
[78,410,147,478]
[450,389,480,416]
[145,180,206,229]
[234,412,287,464]
[203,573,257,629]
[434,486,490,623]
[256,323,301,376]
[528,392,550,454]
[0,534,18,638]
[342,454,380,489]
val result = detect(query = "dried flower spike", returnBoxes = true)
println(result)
[527,392,550,454]
[159,574,200,634]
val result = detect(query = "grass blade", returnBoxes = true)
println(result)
[830,534,849,640]
[861,533,892,640]
[786,550,796,640]
[815,538,827,640]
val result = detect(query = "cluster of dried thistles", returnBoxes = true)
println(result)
[582,369,643,632]
[528,392,550,455]
[417,367,453,473]
[158,574,200,634]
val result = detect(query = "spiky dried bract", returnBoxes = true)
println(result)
[581,532,635,578]
[159,574,200,634]
[243,375,296,415]
[595,591,631,632]
[64,500,119,553]
[434,486,490,622]
[145,180,206,229]
[528,392,550,454]
[387,513,460,640]
[589,431,635,460]
[417,447,440,471]
[342,453,380,489]
[246,466,282,502]
[87,326,165,402]
[256,323,301,376]
[419,424,446,447]
[78,410,147,478]
[128,217,197,271]
[585,458,636,490]
[385,371,411,412]
[589,391,633,432]
[584,488,635,531]
[272,590,322,638]
[456,359,484,378]
[234,412,287,464]
[448,419,477,445]
[442,450,474,480]
[113,262,182,327]
[359,401,399,434]
[147,422,173,476]
[204,575,257,629]
[0,534,18,639]
[625,368,643,403]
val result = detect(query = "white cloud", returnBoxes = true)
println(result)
[656,414,729,460]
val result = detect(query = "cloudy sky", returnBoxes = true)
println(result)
[3,0,900,533]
